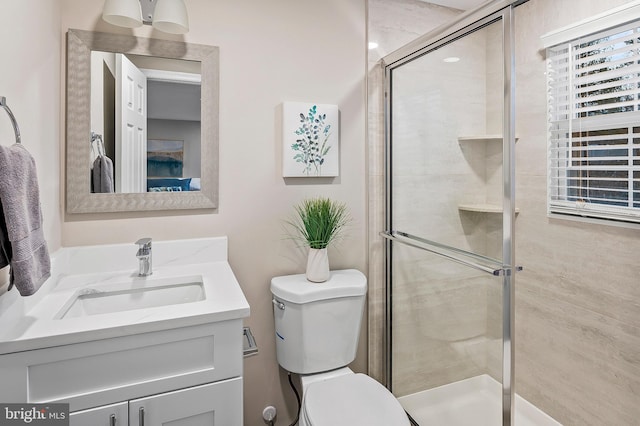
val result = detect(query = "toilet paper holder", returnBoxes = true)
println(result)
[243,327,258,357]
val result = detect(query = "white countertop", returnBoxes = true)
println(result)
[0,237,250,355]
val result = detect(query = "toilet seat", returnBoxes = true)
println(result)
[302,373,409,426]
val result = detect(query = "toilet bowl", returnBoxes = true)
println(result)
[271,270,409,426]
[299,368,409,426]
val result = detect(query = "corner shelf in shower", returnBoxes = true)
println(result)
[457,134,520,215]
[458,203,520,214]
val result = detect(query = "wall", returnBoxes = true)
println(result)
[0,1,61,289]
[514,0,640,424]
[60,1,366,425]
[90,51,113,143]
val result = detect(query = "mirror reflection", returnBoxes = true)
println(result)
[90,51,202,194]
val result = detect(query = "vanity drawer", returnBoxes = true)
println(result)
[0,320,242,411]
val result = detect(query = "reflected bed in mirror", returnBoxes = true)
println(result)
[66,29,219,213]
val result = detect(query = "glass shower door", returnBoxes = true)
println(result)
[384,9,516,426]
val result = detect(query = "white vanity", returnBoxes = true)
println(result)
[0,237,249,425]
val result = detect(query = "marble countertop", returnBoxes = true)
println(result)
[0,237,250,355]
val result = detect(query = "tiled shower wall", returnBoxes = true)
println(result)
[513,0,640,424]
[369,0,640,424]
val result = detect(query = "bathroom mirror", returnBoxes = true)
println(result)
[66,29,219,213]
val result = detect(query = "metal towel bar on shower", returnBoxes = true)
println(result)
[380,230,522,276]
[0,96,21,144]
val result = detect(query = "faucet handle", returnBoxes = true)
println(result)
[135,238,153,277]
[135,238,152,251]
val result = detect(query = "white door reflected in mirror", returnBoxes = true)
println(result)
[116,53,147,193]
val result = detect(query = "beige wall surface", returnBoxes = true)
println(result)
[4,1,368,425]
[0,0,62,289]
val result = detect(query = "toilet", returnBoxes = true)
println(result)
[271,269,409,426]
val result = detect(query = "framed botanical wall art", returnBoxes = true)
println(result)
[282,102,339,177]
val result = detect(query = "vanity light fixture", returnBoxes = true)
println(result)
[102,0,189,34]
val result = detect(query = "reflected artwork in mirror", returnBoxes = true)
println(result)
[66,29,218,213]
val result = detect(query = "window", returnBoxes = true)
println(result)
[546,18,640,224]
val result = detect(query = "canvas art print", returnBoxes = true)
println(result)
[282,102,339,177]
[147,139,184,178]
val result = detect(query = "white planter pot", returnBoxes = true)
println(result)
[306,248,329,283]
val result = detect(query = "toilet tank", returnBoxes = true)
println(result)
[271,269,367,374]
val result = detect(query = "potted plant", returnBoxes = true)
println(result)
[287,197,350,282]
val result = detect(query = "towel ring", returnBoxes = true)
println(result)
[0,96,21,144]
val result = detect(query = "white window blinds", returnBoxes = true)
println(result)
[547,19,640,224]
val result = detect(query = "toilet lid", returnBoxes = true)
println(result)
[303,374,410,426]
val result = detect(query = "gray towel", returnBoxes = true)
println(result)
[0,143,51,296]
[91,155,114,193]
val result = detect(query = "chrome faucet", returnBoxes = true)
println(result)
[135,238,152,276]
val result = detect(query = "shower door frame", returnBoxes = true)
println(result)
[381,2,518,425]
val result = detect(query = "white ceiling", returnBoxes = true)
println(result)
[421,0,488,11]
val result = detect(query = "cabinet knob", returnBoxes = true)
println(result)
[139,407,145,426]
[110,414,116,426]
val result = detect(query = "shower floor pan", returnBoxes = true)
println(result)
[398,375,562,426]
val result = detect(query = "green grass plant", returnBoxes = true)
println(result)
[288,197,349,249]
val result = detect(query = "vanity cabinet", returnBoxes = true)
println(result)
[0,320,244,426]
[129,379,241,426]
[0,237,249,426]
[70,379,241,426]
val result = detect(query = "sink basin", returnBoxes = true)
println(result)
[57,275,205,319]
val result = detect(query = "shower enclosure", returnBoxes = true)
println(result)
[381,3,518,425]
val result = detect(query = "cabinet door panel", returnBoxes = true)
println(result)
[130,378,242,426]
[70,401,128,426]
